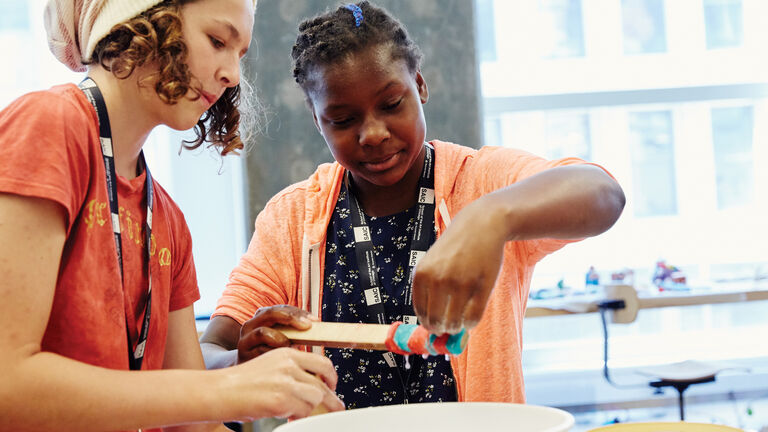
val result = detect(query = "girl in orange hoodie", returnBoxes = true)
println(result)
[202,1,625,409]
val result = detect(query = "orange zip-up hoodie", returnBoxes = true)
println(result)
[214,140,603,403]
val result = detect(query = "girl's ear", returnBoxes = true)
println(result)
[311,108,323,134]
[415,70,429,104]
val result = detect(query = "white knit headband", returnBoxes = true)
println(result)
[44,0,258,72]
[44,0,166,72]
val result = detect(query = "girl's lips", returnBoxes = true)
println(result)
[201,91,217,107]
[362,151,401,172]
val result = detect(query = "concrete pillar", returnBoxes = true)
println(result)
[242,0,481,233]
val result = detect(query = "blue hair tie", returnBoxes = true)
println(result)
[344,4,364,27]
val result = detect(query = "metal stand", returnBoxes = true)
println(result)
[649,376,716,420]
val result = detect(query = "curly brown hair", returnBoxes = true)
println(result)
[90,0,256,156]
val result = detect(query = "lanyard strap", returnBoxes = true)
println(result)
[78,78,154,371]
[345,144,436,325]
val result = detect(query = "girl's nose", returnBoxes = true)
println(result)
[217,54,241,88]
[359,115,390,146]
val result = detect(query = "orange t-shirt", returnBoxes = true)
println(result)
[0,84,199,374]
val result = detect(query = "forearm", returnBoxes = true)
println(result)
[199,315,245,370]
[161,308,234,432]
[483,164,625,241]
[0,351,229,432]
[201,342,238,369]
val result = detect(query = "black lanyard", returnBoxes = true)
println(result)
[79,78,154,371]
[345,144,436,402]
[346,144,435,326]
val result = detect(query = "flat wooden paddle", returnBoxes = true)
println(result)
[278,321,467,417]
[273,321,391,350]
[275,322,393,417]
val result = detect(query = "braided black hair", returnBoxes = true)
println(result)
[291,1,423,93]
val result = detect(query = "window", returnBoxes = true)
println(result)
[538,0,585,58]
[143,131,248,316]
[0,2,79,104]
[704,0,744,49]
[479,0,768,293]
[622,0,668,54]
[0,1,29,31]
[627,110,677,217]
[475,0,498,62]
[711,105,753,209]
[544,111,591,160]
[483,116,503,148]
[477,0,768,410]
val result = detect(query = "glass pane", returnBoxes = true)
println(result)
[0,1,29,31]
[475,0,497,62]
[704,0,743,49]
[622,0,668,54]
[628,110,678,217]
[544,112,591,160]
[712,106,753,209]
[538,0,585,58]
[483,116,503,148]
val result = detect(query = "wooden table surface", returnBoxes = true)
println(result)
[525,282,768,318]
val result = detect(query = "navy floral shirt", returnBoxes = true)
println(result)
[322,184,457,409]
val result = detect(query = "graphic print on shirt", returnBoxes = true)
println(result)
[82,199,171,266]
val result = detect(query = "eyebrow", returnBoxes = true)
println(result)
[213,19,240,40]
[377,81,399,95]
[212,18,250,57]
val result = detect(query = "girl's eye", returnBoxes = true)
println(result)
[330,117,353,127]
[384,98,402,110]
[209,36,225,49]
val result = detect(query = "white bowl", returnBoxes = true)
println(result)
[276,402,574,432]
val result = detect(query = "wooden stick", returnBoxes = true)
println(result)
[274,322,392,350]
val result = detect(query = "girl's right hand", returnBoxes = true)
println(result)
[223,347,344,420]
[237,305,317,363]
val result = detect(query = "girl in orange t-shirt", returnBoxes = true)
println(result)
[0,1,343,431]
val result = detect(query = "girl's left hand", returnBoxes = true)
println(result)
[411,196,506,334]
